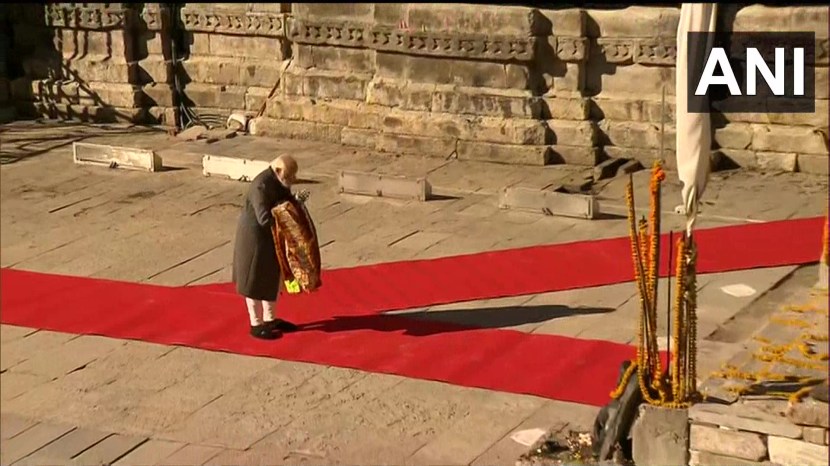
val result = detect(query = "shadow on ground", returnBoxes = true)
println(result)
[300,304,614,336]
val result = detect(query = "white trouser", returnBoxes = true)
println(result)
[245,298,276,326]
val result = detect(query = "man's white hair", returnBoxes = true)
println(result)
[270,154,298,178]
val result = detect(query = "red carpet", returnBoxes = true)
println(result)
[193,216,826,317]
[1,268,638,406]
[0,216,824,406]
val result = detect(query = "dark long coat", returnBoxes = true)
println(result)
[232,168,293,301]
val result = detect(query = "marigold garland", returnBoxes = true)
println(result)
[611,162,698,407]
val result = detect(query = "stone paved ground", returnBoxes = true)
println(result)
[0,121,827,465]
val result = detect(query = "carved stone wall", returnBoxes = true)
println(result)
[3,3,828,174]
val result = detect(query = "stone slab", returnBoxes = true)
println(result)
[803,427,828,445]
[689,402,803,438]
[689,450,770,466]
[689,424,767,461]
[161,443,225,464]
[112,439,187,465]
[70,433,147,465]
[631,404,689,466]
[787,399,830,428]
[338,170,432,201]
[768,436,829,466]
[0,413,36,440]
[202,154,270,182]
[499,186,599,219]
[19,428,111,465]
[73,142,163,172]
[0,422,74,465]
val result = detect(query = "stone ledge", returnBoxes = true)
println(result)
[16,102,152,124]
[180,8,288,38]
[718,149,798,173]
[598,120,677,151]
[689,402,802,439]
[283,69,371,101]
[249,116,342,144]
[768,436,829,466]
[689,424,768,461]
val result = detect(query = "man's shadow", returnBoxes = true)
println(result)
[299,304,615,337]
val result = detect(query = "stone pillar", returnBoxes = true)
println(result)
[631,404,690,466]
[178,3,290,125]
[586,7,679,169]
[15,3,151,122]
[539,9,598,166]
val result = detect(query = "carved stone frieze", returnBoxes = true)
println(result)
[554,36,589,62]
[44,4,131,30]
[596,38,677,66]
[596,38,634,65]
[289,19,536,61]
[180,10,288,38]
[635,39,677,65]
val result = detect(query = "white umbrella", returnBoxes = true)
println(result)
[675,3,718,235]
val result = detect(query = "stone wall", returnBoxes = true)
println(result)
[3,3,828,173]
[689,399,829,466]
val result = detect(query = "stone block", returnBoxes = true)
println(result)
[541,9,585,36]
[587,7,679,38]
[376,133,455,157]
[26,102,148,124]
[341,128,378,149]
[689,450,767,466]
[182,57,282,87]
[542,96,590,120]
[366,79,433,112]
[550,145,599,166]
[248,116,342,143]
[266,97,372,127]
[373,3,409,26]
[631,405,689,466]
[202,155,269,182]
[141,83,174,107]
[407,4,542,35]
[786,399,830,428]
[56,29,127,58]
[733,5,829,34]
[79,82,141,108]
[768,436,828,466]
[689,424,767,461]
[803,427,828,445]
[135,57,170,85]
[379,110,546,145]
[294,44,374,73]
[377,53,533,90]
[592,98,675,123]
[550,62,585,94]
[499,187,599,219]
[590,65,675,98]
[184,31,211,56]
[293,3,374,22]
[797,154,830,176]
[752,125,828,155]
[209,34,284,59]
[183,83,246,109]
[73,142,163,172]
[244,86,272,112]
[458,141,550,166]
[547,119,598,146]
[600,120,677,151]
[285,69,371,101]
[434,86,542,119]
[689,402,802,438]
[714,124,753,150]
[177,126,206,141]
[338,170,432,201]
